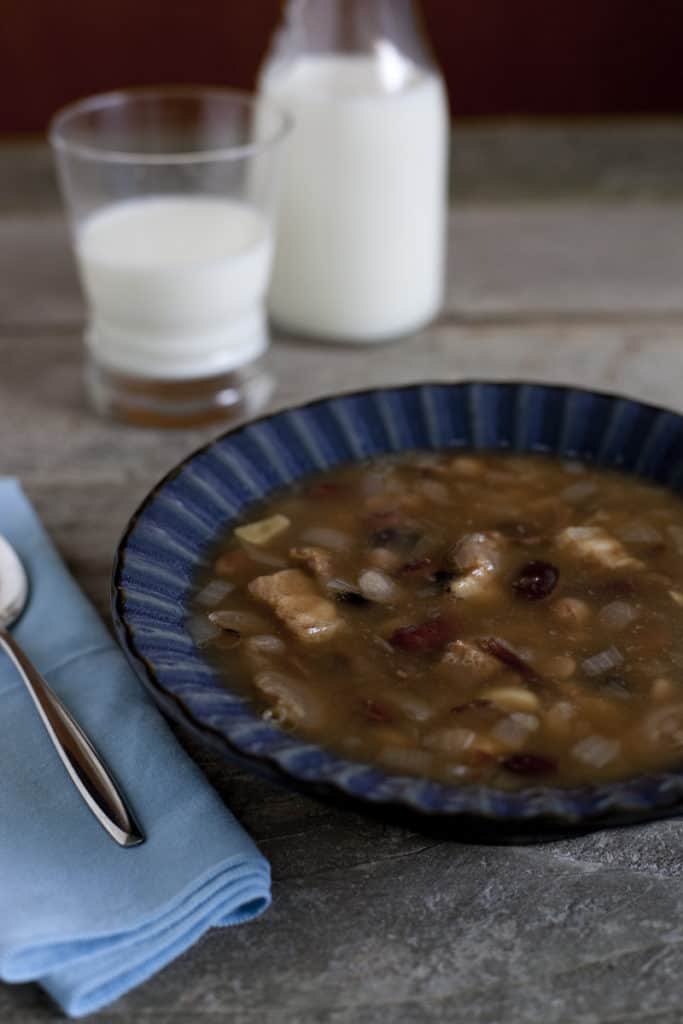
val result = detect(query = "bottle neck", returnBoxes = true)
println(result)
[268,0,436,71]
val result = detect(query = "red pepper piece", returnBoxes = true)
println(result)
[399,557,435,575]
[361,699,393,724]
[477,637,543,687]
[389,616,455,653]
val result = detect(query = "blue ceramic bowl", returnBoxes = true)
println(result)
[112,381,683,829]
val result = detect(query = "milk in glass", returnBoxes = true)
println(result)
[77,196,273,379]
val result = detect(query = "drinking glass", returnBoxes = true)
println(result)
[50,87,290,427]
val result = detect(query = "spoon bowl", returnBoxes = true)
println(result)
[0,533,28,629]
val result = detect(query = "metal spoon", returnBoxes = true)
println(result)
[0,533,144,847]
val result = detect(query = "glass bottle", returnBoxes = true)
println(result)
[260,0,449,343]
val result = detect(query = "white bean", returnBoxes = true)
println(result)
[358,569,399,604]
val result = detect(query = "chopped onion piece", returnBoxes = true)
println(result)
[358,569,399,604]
[572,735,620,767]
[491,712,539,748]
[581,646,624,677]
[241,543,288,569]
[186,615,222,647]
[194,579,235,607]
[254,671,325,728]
[598,600,639,630]
[299,526,352,552]
[248,634,286,653]
[208,609,270,634]
[371,633,395,654]
[326,577,358,593]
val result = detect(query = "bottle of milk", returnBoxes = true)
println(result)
[260,0,449,343]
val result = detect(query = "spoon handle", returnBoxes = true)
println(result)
[0,628,144,847]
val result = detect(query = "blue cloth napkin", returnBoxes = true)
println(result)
[0,479,271,1017]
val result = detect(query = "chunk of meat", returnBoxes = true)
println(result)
[289,546,334,579]
[440,640,500,682]
[555,527,643,570]
[248,569,344,643]
[447,531,505,599]
[448,573,502,600]
[450,531,504,573]
[254,671,324,728]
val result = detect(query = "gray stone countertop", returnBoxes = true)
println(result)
[3,122,683,1023]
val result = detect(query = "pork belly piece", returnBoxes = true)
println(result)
[555,527,643,570]
[248,569,344,643]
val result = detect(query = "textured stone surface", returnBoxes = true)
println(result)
[3,126,683,1022]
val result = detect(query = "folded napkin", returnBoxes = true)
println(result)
[0,479,270,1017]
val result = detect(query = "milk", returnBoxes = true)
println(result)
[261,55,448,341]
[77,196,273,379]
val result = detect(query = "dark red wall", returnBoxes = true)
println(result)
[1,0,681,133]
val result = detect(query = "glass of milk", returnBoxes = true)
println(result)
[49,88,291,426]
[260,0,449,343]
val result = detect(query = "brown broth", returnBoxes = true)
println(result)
[191,451,683,789]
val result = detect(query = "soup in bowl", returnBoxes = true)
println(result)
[194,450,683,791]
[113,382,683,826]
